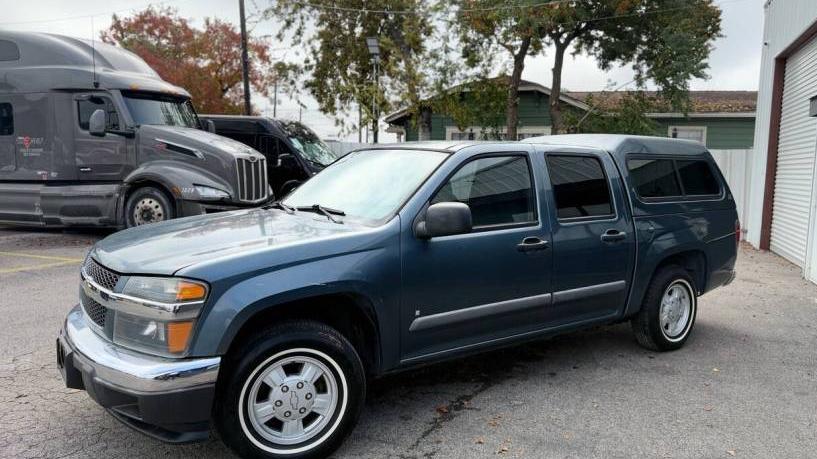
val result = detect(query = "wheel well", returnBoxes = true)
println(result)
[655,250,707,294]
[123,180,177,216]
[224,294,381,377]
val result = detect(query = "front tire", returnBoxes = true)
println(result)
[631,265,697,351]
[125,186,174,227]
[215,321,366,459]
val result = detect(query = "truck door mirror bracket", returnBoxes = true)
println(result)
[88,109,106,137]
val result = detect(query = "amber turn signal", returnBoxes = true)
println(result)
[167,321,195,354]
[176,281,207,302]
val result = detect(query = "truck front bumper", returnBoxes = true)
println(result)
[56,305,221,443]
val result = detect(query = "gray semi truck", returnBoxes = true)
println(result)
[0,32,270,228]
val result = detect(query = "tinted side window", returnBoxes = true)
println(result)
[546,155,613,219]
[431,155,536,228]
[677,160,720,195]
[0,103,12,135]
[77,97,120,131]
[628,159,681,198]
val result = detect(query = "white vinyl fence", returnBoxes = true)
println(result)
[710,149,753,237]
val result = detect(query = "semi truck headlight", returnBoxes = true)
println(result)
[194,185,230,200]
[112,276,208,356]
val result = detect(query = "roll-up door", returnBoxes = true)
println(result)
[770,36,817,267]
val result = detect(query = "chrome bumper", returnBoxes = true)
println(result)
[59,305,220,393]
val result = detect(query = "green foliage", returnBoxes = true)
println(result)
[265,1,435,133]
[565,91,660,135]
[431,77,509,136]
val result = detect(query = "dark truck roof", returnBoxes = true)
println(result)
[0,31,189,96]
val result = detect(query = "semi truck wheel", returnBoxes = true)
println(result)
[631,265,697,351]
[215,320,366,459]
[125,186,174,227]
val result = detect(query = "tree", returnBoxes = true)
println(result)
[264,0,436,139]
[541,0,721,133]
[452,0,721,135]
[452,1,549,140]
[101,7,273,114]
[565,91,659,135]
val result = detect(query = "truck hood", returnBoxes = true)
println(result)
[138,124,264,161]
[90,208,367,276]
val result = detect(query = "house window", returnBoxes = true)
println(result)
[446,126,549,141]
[669,126,706,144]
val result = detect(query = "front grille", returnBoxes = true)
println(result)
[236,156,269,202]
[83,257,120,291]
[82,296,108,328]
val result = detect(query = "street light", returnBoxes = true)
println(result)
[366,37,380,143]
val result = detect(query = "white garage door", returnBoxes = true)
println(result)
[770,36,817,267]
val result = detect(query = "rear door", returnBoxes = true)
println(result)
[541,150,635,324]
[74,94,130,181]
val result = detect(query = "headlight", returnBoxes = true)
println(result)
[112,276,208,356]
[194,184,230,201]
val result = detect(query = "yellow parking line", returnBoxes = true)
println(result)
[0,260,79,274]
[0,251,84,263]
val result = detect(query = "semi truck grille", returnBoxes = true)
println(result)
[82,296,108,328]
[83,257,120,291]
[236,157,269,202]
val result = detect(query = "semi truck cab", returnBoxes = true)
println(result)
[0,31,271,228]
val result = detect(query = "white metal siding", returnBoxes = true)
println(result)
[769,36,817,267]
[747,3,817,247]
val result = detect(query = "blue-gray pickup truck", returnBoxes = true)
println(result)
[57,135,739,459]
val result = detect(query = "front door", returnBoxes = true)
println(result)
[400,152,552,361]
[74,94,130,181]
[541,151,635,325]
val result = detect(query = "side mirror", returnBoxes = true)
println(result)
[205,119,216,133]
[88,109,106,137]
[415,202,473,239]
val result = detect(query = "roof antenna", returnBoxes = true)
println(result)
[91,16,99,88]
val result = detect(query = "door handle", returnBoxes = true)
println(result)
[600,229,627,243]
[517,237,550,252]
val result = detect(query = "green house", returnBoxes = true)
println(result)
[384,80,756,151]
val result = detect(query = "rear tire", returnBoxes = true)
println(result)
[125,186,174,228]
[631,265,697,351]
[215,320,366,459]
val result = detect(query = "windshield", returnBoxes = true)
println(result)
[122,91,199,128]
[280,121,339,166]
[283,149,447,223]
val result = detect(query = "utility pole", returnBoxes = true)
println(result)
[366,37,380,144]
[239,0,252,115]
[358,104,362,143]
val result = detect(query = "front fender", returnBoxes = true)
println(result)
[184,227,403,369]
[124,160,234,200]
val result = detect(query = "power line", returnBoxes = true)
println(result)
[0,0,186,26]
[278,0,577,15]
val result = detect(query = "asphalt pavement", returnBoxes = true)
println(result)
[0,227,814,458]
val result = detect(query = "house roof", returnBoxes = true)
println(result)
[384,82,758,126]
[565,90,757,115]
[384,78,590,124]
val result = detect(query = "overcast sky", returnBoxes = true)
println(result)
[3,0,765,142]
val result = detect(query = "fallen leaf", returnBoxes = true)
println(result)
[727,450,736,456]
[496,446,509,455]
[475,437,485,444]
[436,405,449,415]
[713,368,720,372]
[703,405,714,411]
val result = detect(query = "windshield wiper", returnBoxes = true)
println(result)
[296,204,345,223]
[264,201,295,214]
